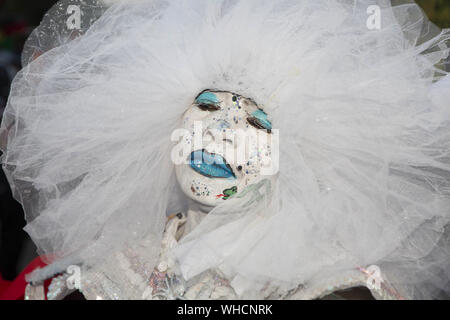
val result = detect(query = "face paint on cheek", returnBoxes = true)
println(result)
[216,186,238,200]
[190,180,212,197]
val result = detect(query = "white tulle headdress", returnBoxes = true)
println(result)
[1,0,450,299]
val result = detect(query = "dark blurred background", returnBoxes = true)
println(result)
[416,0,450,28]
[0,0,450,282]
[0,0,61,281]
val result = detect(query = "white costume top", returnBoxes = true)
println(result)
[26,211,403,300]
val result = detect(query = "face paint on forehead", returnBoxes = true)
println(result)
[193,90,271,123]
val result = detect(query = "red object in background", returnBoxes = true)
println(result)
[2,21,28,36]
[0,256,48,300]
[0,274,10,295]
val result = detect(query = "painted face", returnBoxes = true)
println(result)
[175,90,276,207]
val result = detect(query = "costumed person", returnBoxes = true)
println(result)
[0,0,450,300]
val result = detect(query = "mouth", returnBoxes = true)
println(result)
[189,149,236,179]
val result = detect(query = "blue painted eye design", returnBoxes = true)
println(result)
[195,91,221,111]
[247,109,272,133]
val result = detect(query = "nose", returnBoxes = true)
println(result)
[201,106,247,149]
[204,126,234,144]
[202,117,238,151]
[203,110,230,137]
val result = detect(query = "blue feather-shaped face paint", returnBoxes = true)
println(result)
[195,92,220,106]
[251,109,272,130]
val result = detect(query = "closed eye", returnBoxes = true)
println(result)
[197,103,221,111]
[247,117,266,129]
[247,110,272,133]
[195,91,221,111]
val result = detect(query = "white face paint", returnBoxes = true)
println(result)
[175,90,276,207]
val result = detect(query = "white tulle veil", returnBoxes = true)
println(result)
[1,0,449,299]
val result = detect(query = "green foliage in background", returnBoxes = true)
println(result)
[416,0,450,28]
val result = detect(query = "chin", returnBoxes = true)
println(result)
[176,163,241,207]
